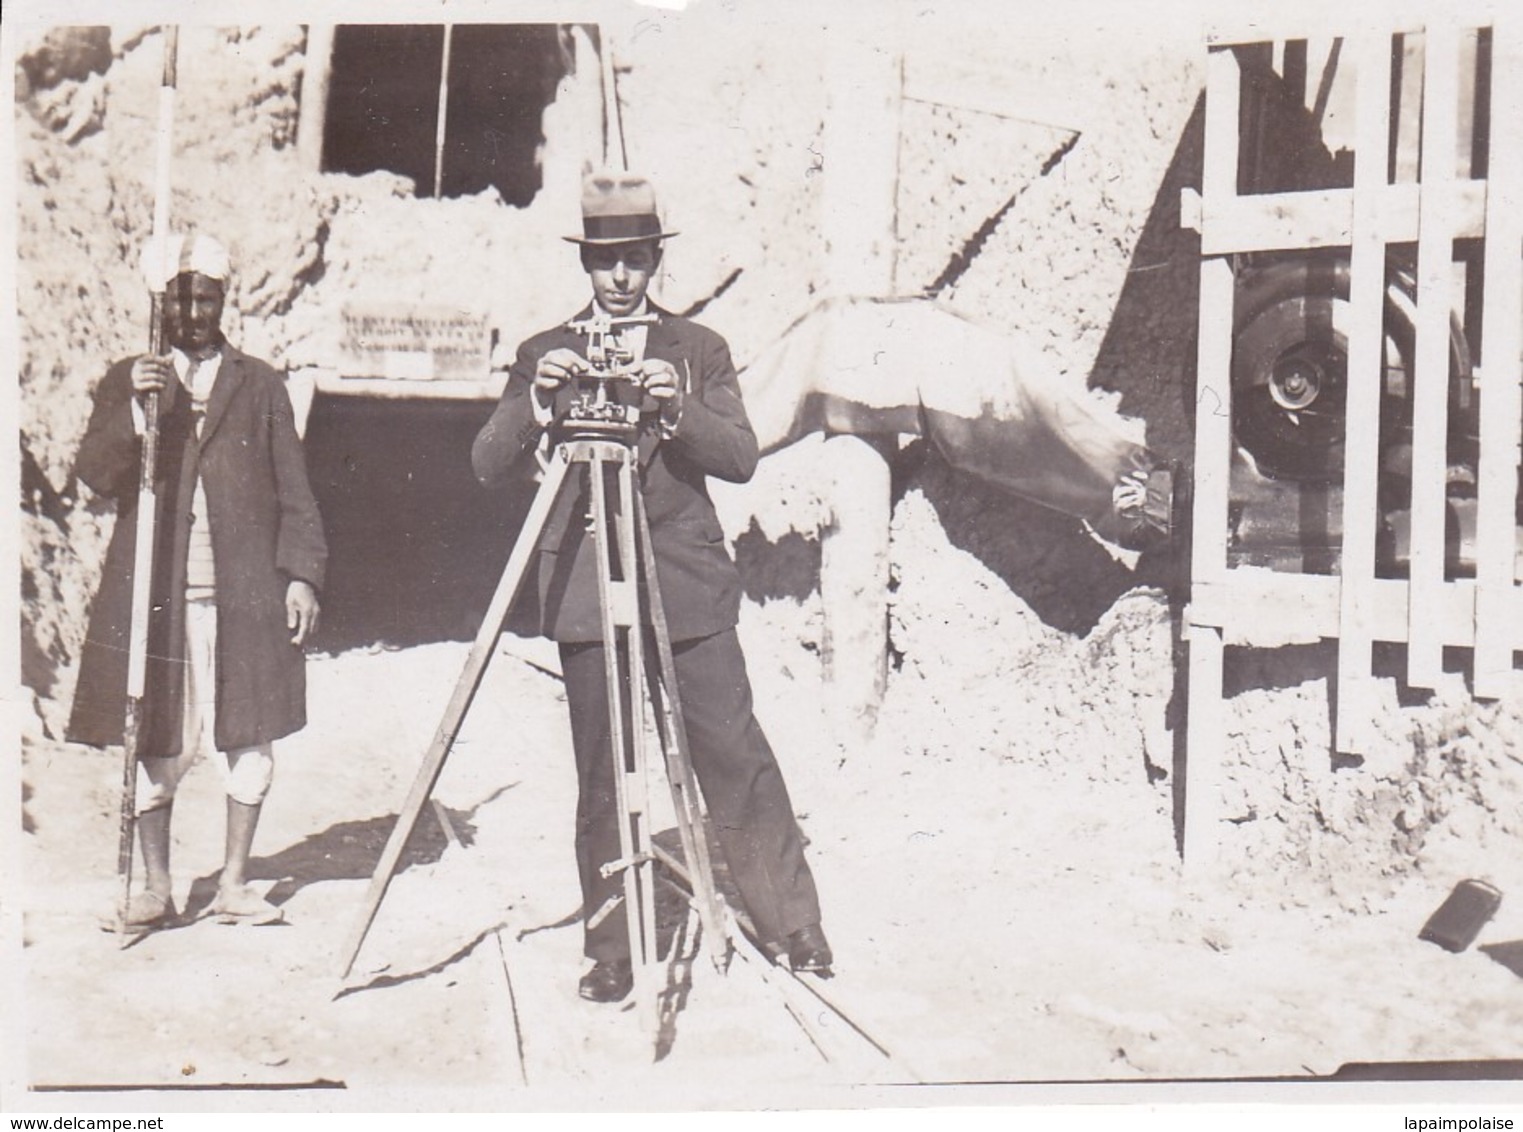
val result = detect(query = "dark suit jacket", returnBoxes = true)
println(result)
[67,344,328,755]
[472,305,757,643]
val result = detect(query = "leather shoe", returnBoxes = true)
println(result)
[578,958,633,1003]
[784,924,834,976]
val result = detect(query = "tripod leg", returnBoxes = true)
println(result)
[615,458,660,1007]
[588,452,658,1021]
[337,452,574,980]
[632,489,729,963]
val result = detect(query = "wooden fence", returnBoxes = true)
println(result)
[1180,8,1523,866]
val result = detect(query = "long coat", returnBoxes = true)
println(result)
[67,344,328,757]
[471,305,757,643]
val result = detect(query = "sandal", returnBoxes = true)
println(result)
[98,891,177,933]
[211,884,284,926]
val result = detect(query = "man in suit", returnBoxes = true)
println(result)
[69,233,327,930]
[472,171,832,1003]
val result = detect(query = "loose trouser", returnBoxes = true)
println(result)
[559,627,822,962]
[135,596,274,812]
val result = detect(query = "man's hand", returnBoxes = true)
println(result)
[286,579,320,647]
[636,358,683,427]
[130,354,179,411]
[1113,469,1150,514]
[531,348,587,424]
[534,348,587,393]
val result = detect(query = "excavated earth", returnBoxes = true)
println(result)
[11,13,1523,1111]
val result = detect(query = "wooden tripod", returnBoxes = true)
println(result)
[336,425,728,1028]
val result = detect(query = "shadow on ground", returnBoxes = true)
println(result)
[176,785,516,921]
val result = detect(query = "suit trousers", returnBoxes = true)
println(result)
[559,627,822,962]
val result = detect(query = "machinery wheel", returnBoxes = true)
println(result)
[1229,256,1469,483]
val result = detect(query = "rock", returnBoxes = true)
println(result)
[17,27,112,93]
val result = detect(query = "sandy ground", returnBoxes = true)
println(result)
[18,610,1523,1110]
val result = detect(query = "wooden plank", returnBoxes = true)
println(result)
[1191,253,1236,592]
[1407,18,1464,689]
[1183,624,1225,875]
[1196,571,1502,647]
[1197,180,1488,255]
[1335,30,1395,756]
[1474,10,1523,698]
[1190,48,1240,591]
[1180,45,1241,869]
[1206,1,1499,48]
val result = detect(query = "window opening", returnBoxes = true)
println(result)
[321,24,568,205]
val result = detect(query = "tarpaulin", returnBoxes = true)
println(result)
[739,296,1171,547]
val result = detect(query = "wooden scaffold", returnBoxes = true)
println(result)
[1180,5,1523,867]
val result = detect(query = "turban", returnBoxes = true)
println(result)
[139,232,231,290]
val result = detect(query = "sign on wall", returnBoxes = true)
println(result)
[339,303,492,381]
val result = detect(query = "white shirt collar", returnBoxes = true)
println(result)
[171,346,224,403]
[592,299,650,320]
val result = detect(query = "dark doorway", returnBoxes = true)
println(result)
[303,395,538,652]
[321,24,569,204]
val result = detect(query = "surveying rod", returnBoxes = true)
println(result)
[117,25,178,938]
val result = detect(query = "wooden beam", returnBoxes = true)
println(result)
[1194,180,1488,255]
[1183,623,1225,875]
[1474,9,1523,698]
[1335,30,1394,756]
[296,25,334,175]
[1193,570,1521,648]
[1206,1,1501,48]
[1191,48,1240,591]
[1407,18,1463,689]
[1181,45,1242,870]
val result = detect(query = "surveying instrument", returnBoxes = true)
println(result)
[338,313,735,1028]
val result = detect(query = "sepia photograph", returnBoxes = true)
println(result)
[6,0,1523,1116]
